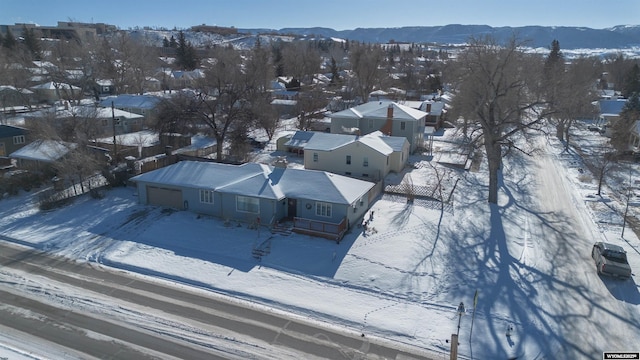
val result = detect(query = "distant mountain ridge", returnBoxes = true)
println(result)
[239,24,640,49]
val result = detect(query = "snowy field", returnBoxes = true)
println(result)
[0,120,639,359]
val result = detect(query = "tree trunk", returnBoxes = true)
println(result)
[485,137,502,204]
[556,123,565,141]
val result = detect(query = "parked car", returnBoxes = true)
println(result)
[591,242,632,279]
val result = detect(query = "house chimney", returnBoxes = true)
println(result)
[381,103,394,136]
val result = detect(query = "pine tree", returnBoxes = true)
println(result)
[610,93,640,152]
[22,26,42,60]
[175,31,198,70]
[162,37,170,47]
[2,28,17,49]
[622,64,640,98]
[330,56,340,85]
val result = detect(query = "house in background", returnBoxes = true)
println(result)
[0,86,34,111]
[9,139,77,173]
[281,130,409,181]
[99,94,162,124]
[24,104,145,138]
[329,101,427,153]
[0,124,29,158]
[130,160,377,241]
[30,81,82,104]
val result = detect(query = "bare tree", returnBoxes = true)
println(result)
[348,42,385,103]
[155,46,267,160]
[450,36,553,204]
[281,41,322,87]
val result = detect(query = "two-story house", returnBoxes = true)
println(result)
[281,130,409,182]
[329,101,427,153]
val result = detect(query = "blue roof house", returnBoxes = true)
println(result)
[130,161,377,241]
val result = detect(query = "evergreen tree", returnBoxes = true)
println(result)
[2,28,17,49]
[22,26,42,60]
[169,35,177,48]
[162,37,170,47]
[610,93,640,152]
[622,63,640,98]
[329,56,340,85]
[175,31,198,70]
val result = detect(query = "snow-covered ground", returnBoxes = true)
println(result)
[0,118,639,359]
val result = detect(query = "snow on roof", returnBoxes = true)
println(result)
[329,101,427,121]
[99,94,162,110]
[131,161,374,205]
[30,82,81,90]
[300,130,398,155]
[9,139,76,162]
[599,98,627,117]
[0,85,33,94]
[27,105,143,120]
[96,130,158,147]
[303,132,355,151]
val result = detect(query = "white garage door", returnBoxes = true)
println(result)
[146,186,183,209]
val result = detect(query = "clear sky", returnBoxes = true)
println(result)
[1,0,638,31]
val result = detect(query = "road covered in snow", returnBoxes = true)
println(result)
[0,125,638,359]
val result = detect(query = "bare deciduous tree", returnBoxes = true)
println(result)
[348,42,384,103]
[450,35,553,204]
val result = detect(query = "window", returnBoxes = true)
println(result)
[363,157,368,167]
[369,119,374,128]
[316,202,332,217]
[346,155,351,165]
[237,195,259,213]
[199,189,214,204]
[345,171,351,175]
[102,119,109,127]
[362,173,369,177]
[313,152,318,162]
[13,135,25,145]
[114,118,121,126]
[400,121,406,130]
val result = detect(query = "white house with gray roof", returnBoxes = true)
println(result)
[130,161,377,240]
[282,131,409,181]
[329,101,427,152]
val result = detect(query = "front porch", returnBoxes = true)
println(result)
[292,217,348,243]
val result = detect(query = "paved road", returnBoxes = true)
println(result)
[0,241,434,359]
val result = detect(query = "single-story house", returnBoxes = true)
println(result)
[0,124,29,157]
[99,94,162,123]
[24,105,145,137]
[597,98,627,125]
[329,101,427,153]
[0,86,34,109]
[9,139,77,172]
[130,160,377,240]
[281,130,409,181]
[30,81,82,104]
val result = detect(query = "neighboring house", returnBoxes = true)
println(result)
[99,94,162,123]
[130,160,377,240]
[30,82,82,104]
[94,79,115,98]
[329,101,427,153]
[9,139,77,172]
[24,105,145,137]
[0,124,29,157]
[597,98,627,125]
[0,86,34,110]
[281,130,409,181]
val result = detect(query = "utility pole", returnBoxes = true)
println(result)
[621,166,633,238]
[111,101,117,161]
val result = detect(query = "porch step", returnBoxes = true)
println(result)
[271,222,293,236]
